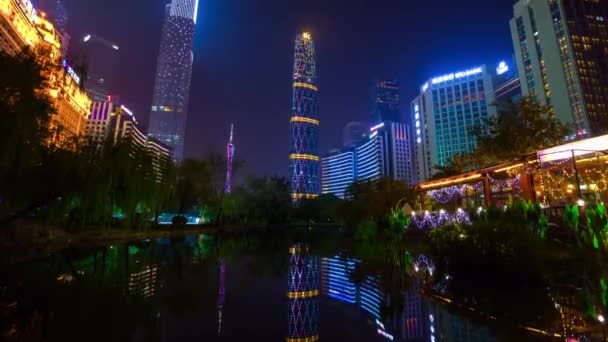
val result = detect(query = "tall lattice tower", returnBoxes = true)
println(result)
[287,245,320,342]
[224,124,234,194]
[289,32,320,200]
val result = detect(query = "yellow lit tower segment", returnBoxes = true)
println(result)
[290,32,320,200]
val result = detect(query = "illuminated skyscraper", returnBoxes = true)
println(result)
[510,0,608,137]
[287,245,320,342]
[412,65,497,182]
[370,79,401,125]
[148,0,199,161]
[289,32,320,200]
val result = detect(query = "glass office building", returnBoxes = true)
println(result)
[411,65,496,182]
[148,0,199,162]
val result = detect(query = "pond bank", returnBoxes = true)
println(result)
[0,222,217,265]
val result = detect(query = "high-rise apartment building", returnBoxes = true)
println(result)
[80,34,120,102]
[370,79,400,125]
[411,65,497,182]
[510,0,608,136]
[148,0,199,162]
[289,32,320,200]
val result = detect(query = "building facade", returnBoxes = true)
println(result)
[80,34,120,102]
[321,121,412,198]
[493,59,522,110]
[370,79,400,125]
[321,149,355,199]
[1,1,91,148]
[148,0,199,162]
[87,99,172,181]
[289,32,320,200]
[510,0,608,136]
[411,65,497,182]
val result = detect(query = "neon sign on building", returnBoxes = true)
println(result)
[430,67,483,85]
[62,59,81,85]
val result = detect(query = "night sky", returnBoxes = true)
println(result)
[40,0,515,178]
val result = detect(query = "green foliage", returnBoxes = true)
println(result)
[354,220,378,242]
[337,177,415,230]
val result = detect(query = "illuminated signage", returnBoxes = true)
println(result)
[370,122,385,132]
[112,45,119,50]
[496,61,509,75]
[62,60,81,85]
[83,34,91,42]
[431,67,483,85]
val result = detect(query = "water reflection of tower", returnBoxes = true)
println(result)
[217,259,226,335]
[287,245,320,342]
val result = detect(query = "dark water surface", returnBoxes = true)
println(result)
[0,233,575,341]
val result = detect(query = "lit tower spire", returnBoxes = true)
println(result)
[224,124,235,194]
[289,32,320,200]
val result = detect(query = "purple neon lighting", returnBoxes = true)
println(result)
[224,124,234,194]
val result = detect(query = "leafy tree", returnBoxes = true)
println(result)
[241,177,291,226]
[0,49,56,220]
[473,96,571,164]
[337,177,415,230]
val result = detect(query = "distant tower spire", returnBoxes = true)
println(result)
[224,124,235,194]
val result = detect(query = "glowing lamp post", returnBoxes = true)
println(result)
[599,314,606,341]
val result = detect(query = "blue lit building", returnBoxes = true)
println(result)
[148,0,199,162]
[321,121,413,198]
[320,255,382,319]
[289,32,320,200]
[411,65,497,182]
[321,257,357,304]
[321,150,355,199]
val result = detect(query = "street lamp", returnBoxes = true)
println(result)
[599,314,606,341]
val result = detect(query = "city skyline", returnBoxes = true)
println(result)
[51,0,515,176]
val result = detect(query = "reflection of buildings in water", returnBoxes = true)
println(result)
[128,265,159,299]
[287,245,320,342]
[321,257,357,304]
[427,300,495,342]
[400,279,424,340]
[321,256,383,319]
